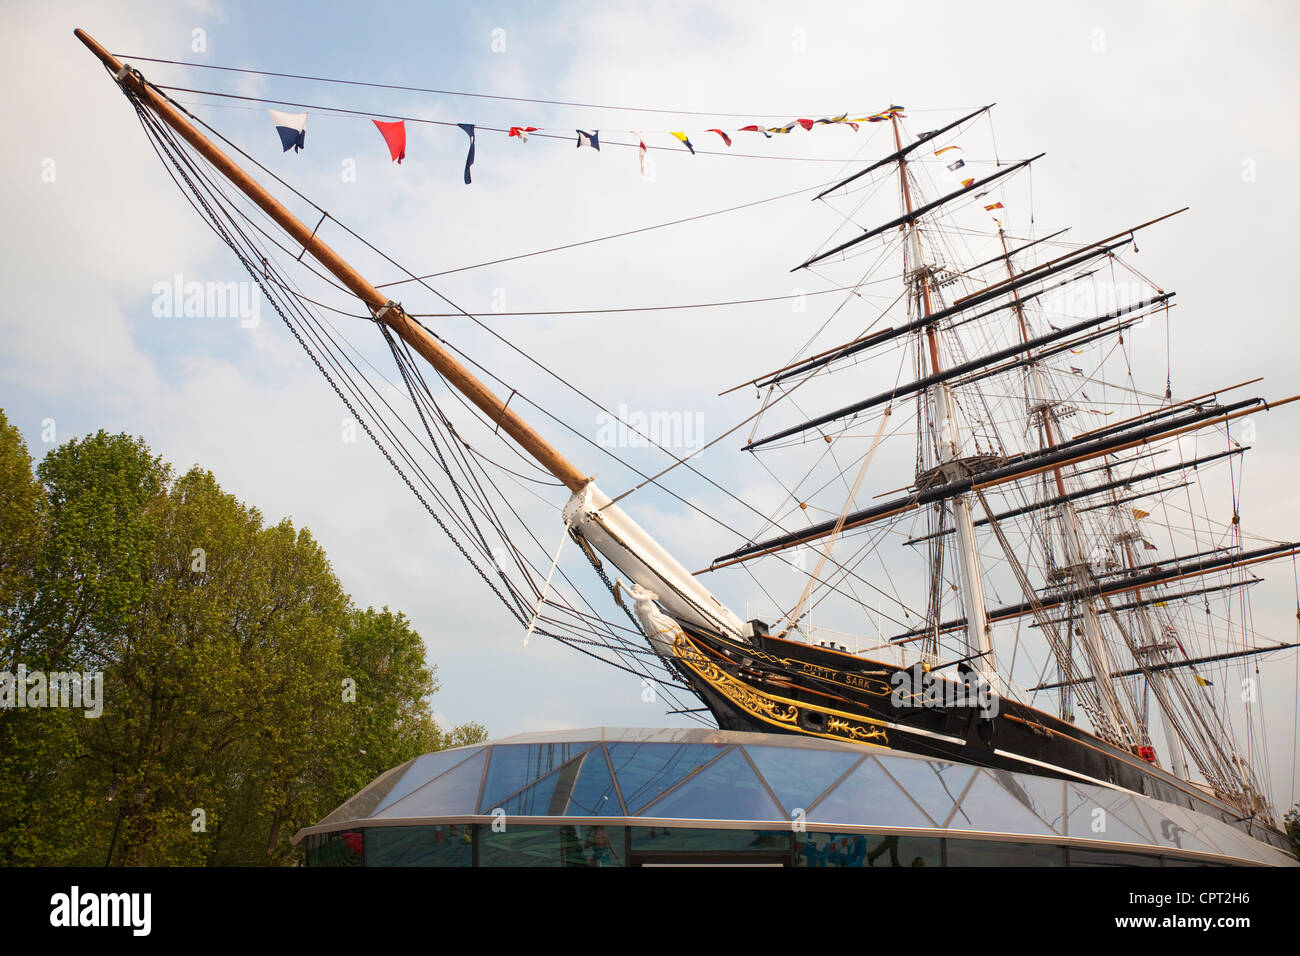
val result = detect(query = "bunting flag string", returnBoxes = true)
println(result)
[252,100,1006,192]
[373,119,406,163]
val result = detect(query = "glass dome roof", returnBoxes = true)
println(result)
[295,727,1296,867]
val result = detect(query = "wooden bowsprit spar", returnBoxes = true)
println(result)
[74,28,589,494]
[75,26,749,643]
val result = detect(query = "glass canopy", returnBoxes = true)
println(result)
[295,727,1296,867]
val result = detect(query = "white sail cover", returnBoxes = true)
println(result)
[562,482,746,639]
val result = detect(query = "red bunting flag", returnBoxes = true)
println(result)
[984,202,1004,211]
[373,119,406,163]
[633,131,647,176]
[508,126,539,141]
[739,125,773,139]
[707,128,732,146]
[796,118,814,131]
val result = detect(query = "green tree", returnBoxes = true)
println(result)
[0,423,485,865]
[0,409,44,650]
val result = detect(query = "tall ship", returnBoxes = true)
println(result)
[76,29,1297,856]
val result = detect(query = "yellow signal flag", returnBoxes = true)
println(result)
[1132,509,1150,520]
[1194,675,1212,687]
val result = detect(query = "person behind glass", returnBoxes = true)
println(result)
[586,825,613,866]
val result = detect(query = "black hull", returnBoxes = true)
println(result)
[667,623,1289,853]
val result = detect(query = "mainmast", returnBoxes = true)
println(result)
[996,227,1134,746]
[890,114,997,689]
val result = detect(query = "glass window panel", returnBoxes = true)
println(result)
[797,832,941,868]
[743,745,861,819]
[804,756,931,829]
[1201,822,1276,863]
[1067,846,1161,866]
[365,825,473,867]
[630,826,787,854]
[479,744,590,813]
[316,760,413,827]
[1065,785,1157,846]
[304,829,364,867]
[874,756,977,828]
[607,743,729,813]
[638,748,782,821]
[946,771,1057,836]
[501,756,584,817]
[1128,800,1221,856]
[374,749,483,814]
[478,825,623,867]
[989,770,1067,835]
[945,838,1066,866]
[375,748,487,819]
[565,747,623,817]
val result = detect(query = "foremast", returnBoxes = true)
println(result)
[889,114,997,691]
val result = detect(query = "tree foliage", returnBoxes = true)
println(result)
[0,412,485,865]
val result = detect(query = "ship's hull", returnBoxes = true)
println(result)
[667,623,1290,853]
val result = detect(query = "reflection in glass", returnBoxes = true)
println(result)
[565,747,623,816]
[373,749,483,815]
[1064,785,1155,846]
[478,824,624,867]
[945,838,1065,866]
[640,748,781,821]
[607,743,728,813]
[949,771,1056,836]
[629,826,787,854]
[796,832,941,868]
[805,757,930,828]
[366,825,473,866]
[479,744,590,813]
[304,829,364,867]
[875,757,975,828]
[1068,846,1161,866]
[744,745,861,818]
[376,748,487,819]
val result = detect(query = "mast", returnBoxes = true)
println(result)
[891,113,996,688]
[996,226,1131,743]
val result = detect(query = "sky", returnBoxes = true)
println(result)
[2,0,1298,813]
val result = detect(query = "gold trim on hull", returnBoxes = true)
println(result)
[672,632,889,748]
